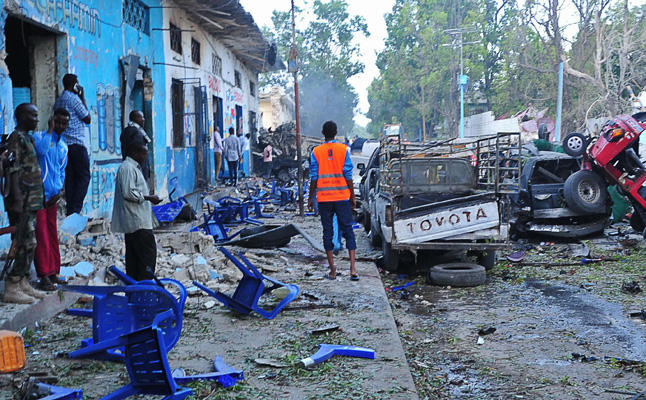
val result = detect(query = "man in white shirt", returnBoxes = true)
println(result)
[213,125,223,183]
[223,127,242,186]
[111,140,162,281]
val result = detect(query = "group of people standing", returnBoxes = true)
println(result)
[212,126,251,187]
[1,73,89,303]
[1,73,160,303]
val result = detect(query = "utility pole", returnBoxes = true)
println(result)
[290,0,304,216]
[443,28,477,139]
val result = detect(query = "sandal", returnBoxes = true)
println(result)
[324,274,336,280]
[351,275,360,281]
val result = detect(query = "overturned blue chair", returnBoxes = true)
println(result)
[96,310,242,400]
[193,247,300,320]
[64,277,186,362]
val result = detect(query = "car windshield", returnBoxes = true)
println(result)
[389,159,474,192]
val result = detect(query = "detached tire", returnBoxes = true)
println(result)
[429,263,486,287]
[563,132,587,157]
[381,237,400,272]
[564,170,607,214]
[477,250,496,271]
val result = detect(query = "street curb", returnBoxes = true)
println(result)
[0,286,83,331]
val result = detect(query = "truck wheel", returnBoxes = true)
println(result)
[563,132,587,157]
[369,226,380,247]
[429,263,486,287]
[381,237,400,272]
[563,170,607,214]
[477,250,496,270]
[630,212,645,233]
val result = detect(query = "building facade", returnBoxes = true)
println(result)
[0,0,280,250]
[259,86,295,131]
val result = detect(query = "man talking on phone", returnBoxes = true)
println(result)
[53,73,91,215]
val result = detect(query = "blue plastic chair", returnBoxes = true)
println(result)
[34,383,83,400]
[193,247,300,320]
[96,311,239,400]
[64,280,186,362]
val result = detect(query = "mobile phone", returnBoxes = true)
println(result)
[74,83,80,93]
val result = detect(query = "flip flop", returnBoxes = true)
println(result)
[351,275,360,281]
[324,274,336,280]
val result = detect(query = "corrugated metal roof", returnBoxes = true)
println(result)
[173,0,284,73]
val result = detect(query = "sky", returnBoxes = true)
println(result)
[239,0,396,127]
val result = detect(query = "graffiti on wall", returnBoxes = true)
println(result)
[88,164,117,216]
[73,45,98,67]
[94,83,121,156]
[208,75,221,94]
[23,0,101,37]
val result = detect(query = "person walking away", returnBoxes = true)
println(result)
[213,125,223,183]
[2,103,47,303]
[223,127,242,186]
[120,110,151,178]
[262,142,273,178]
[111,140,162,281]
[238,132,250,177]
[53,74,91,215]
[33,108,70,291]
[307,121,358,281]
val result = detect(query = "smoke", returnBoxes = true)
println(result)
[299,70,358,137]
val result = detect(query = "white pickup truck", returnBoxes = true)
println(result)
[362,133,519,272]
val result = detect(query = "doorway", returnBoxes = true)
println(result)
[235,105,243,135]
[5,16,65,131]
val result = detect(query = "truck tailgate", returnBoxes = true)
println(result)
[393,201,500,243]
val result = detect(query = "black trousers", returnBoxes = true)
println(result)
[124,229,156,281]
[65,144,90,215]
[227,160,238,184]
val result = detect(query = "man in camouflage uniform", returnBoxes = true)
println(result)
[2,103,47,303]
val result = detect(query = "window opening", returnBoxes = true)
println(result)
[170,23,182,54]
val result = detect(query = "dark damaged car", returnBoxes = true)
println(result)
[511,151,609,238]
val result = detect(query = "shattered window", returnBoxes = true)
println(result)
[170,23,182,54]
[191,38,201,65]
[212,53,222,76]
[123,0,149,34]
[234,70,241,88]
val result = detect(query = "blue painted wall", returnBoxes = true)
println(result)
[0,0,167,250]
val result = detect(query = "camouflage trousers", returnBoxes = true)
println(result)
[7,211,36,277]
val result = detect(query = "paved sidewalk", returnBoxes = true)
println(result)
[0,218,419,399]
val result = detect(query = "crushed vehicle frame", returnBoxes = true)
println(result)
[511,152,610,238]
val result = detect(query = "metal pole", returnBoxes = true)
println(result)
[291,0,304,216]
[460,83,464,138]
[555,61,564,142]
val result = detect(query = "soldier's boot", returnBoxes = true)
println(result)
[2,276,36,304]
[19,277,47,299]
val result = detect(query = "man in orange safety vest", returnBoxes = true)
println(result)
[307,121,358,281]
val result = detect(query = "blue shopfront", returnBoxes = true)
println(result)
[0,0,168,250]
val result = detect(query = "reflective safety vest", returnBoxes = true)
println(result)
[313,142,351,202]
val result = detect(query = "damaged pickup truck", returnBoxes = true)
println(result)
[511,152,610,238]
[361,132,520,272]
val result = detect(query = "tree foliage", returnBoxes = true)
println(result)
[367,0,646,138]
[260,0,368,137]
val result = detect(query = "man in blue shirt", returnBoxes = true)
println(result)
[33,108,69,291]
[53,73,91,215]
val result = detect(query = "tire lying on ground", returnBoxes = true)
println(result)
[428,263,486,287]
[563,170,608,214]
